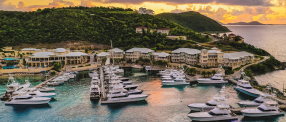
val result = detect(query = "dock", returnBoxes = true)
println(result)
[185,75,198,83]
[227,78,237,85]
[99,67,106,99]
[35,76,57,88]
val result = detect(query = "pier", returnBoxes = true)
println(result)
[35,76,57,88]
[99,67,106,99]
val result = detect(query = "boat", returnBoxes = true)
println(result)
[234,70,263,97]
[1,78,31,101]
[37,86,55,92]
[162,77,189,86]
[5,95,51,105]
[188,87,227,111]
[119,77,129,81]
[53,76,68,82]
[89,70,99,77]
[123,85,138,90]
[122,81,133,85]
[90,85,101,100]
[14,88,56,98]
[46,80,64,86]
[132,65,143,69]
[241,100,284,117]
[128,89,143,94]
[238,85,274,107]
[101,94,149,104]
[145,66,151,71]
[62,73,75,79]
[197,67,227,84]
[188,102,238,121]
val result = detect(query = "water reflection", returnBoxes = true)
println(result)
[161,85,187,91]
[9,104,51,112]
[241,115,282,122]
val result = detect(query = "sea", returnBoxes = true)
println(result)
[225,25,286,92]
[0,68,286,122]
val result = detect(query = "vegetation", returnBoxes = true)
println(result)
[233,63,250,71]
[152,60,168,66]
[201,71,206,78]
[155,11,230,32]
[0,6,211,50]
[211,70,216,76]
[136,57,150,64]
[223,66,234,75]
[23,58,27,66]
[187,68,197,75]
[206,71,211,77]
[52,62,61,72]
[229,42,270,56]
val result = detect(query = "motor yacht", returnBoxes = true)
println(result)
[123,85,138,90]
[14,88,56,98]
[145,66,151,71]
[46,80,64,86]
[37,86,55,92]
[238,85,274,107]
[5,95,51,105]
[6,78,31,93]
[241,100,284,117]
[119,77,129,81]
[188,103,238,121]
[101,94,149,104]
[89,70,99,77]
[162,77,189,86]
[63,73,76,79]
[122,81,133,85]
[132,65,143,69]
[188,87,227,111]
[53,76,68,82]
[197,67,227,84]
[90,85,101,100]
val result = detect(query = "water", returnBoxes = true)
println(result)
[1,68,286,121]
[225,25,286,92]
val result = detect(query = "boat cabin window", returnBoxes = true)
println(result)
[208,111,227,115]
[206,103,217,106]
[238,85,252,89]
[210,78,222,80]
[254,100,264,103]
[111,95,128,98]
[258,107,277,111]
[15,97,33,100]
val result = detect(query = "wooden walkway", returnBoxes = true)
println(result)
[100,67,106,98]
[35,76,57,88]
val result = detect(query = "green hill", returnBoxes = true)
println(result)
[155,11,230,32]
[0,7,211,50]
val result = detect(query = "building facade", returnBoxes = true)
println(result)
[109,48,124,59]
[152,52,170,62]
[96,52,110,63]
[171,48,201,65]
[157,28,170,35]
[136,26,148,33]
[199,49,224,67]
[125,48,154,62]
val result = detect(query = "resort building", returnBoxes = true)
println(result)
[222,51,254,68]
[199,49,223,67]
[109,48,124,59]
[138,7,154,15]
[25,48,89,67]
[152,52,170,62]
[171,48,201,65]
[21,48,42,54]
[125,48,154,62]
[96,52,110,63]
[166,36,187,40]
[136,26,147,33]
[157,28,170,35]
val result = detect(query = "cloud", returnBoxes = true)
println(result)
[18,1,25,9]
[80,0,94,7]
[92,0,275,6]
[170,9,186,13]
[259,14,272,21]
[0,0,17,11]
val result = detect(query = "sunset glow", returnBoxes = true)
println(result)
[1,0,286,24]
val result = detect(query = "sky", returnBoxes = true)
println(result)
[1,0,286,24]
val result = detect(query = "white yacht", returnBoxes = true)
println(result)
[89,70,99,77]
[238,85,274,107]
[188,87,227,111]
[53,76,68,82]
[38,86,55,92]
[46,80,64,86]
[123,85,138,90]
[241,100,284,117]
[197,67,227,84]
[162,77,189,86]
[6,79,31,92]
[145,66,151,71]
[14,88,56,98]
[5,95,51,105]
[90,85,101,100]
[234,70,263,97]
[63,73,75,79]
[101,94,149,104]
[188,103,238,121]
[132,65,143,69]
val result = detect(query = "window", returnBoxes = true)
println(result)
[203,56,207,58]
[203,60,207,62]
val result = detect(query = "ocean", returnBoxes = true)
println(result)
[0,68,285,122]
[225,25,286,92]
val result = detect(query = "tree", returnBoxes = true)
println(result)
[207,71,211,77]
[101,57,107,64]
[211,70,216,76]
[188,68,196,75]
[52,63,61,72]
[61,60,65,68]
[23,58,27,66]
[201,71,206,78]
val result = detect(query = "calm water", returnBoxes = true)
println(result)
[0,68,286,122]
[226,25,286,92]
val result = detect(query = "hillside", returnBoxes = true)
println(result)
[227,21,264,25]
[155,11,230,32]
[0,6,211,50]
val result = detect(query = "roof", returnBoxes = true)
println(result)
[65,52,88,57]
[158,28,170,30]
[54,48,67,52]
[172,48,201,55]
[97,52,110,57]
[136,26,147,29]
[223,51,254,60]
[21,48,42,51]
[208,50,222,54]
[211,47,218,50]
[31,52,56,58]
[167,36,186,37]
[109,48,123,53]
[125,48,153,53]
[153,52,170,57]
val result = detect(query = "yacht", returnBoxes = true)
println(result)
[14,88,56,98]
[46,80,64,86]
[62,73,75,79]
[90,85,101,100]
[188,103,238,121]
[145,66,151,71]
[123,85,138,90]
[53,76,68,82]
[5,95,51,105]
[89,70,99,77]
[159,69,171,75]
[6,78,31,92]
[119,77,129,81]
[37,86,55,92]
[101,94,149,104]
[241,100,284,117]
[162,77,189,86]
[132,65,143,69]
[238,85,274,107]
[188,87,227,111]
[197,67,227,84]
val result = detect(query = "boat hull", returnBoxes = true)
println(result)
[188,103,215,111]
[197,79,228,84]
[237,101,261,107]
[234,86,261,98]
[162,82,189,86]
[188,116,238,121]
[242,112,284,117]
[101,94,148,104]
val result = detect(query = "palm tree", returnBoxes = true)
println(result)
[201,71,206,78]
[207,71,211,77]
[212,70,216,76]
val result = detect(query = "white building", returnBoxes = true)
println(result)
[138,7,154,15]
[125,48,154,62]
[171,48,201,65]
[157,28,170,35]
[96,52,110,62]
[152,52,170,62]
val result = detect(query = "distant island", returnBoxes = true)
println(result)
[227,21,264,25]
